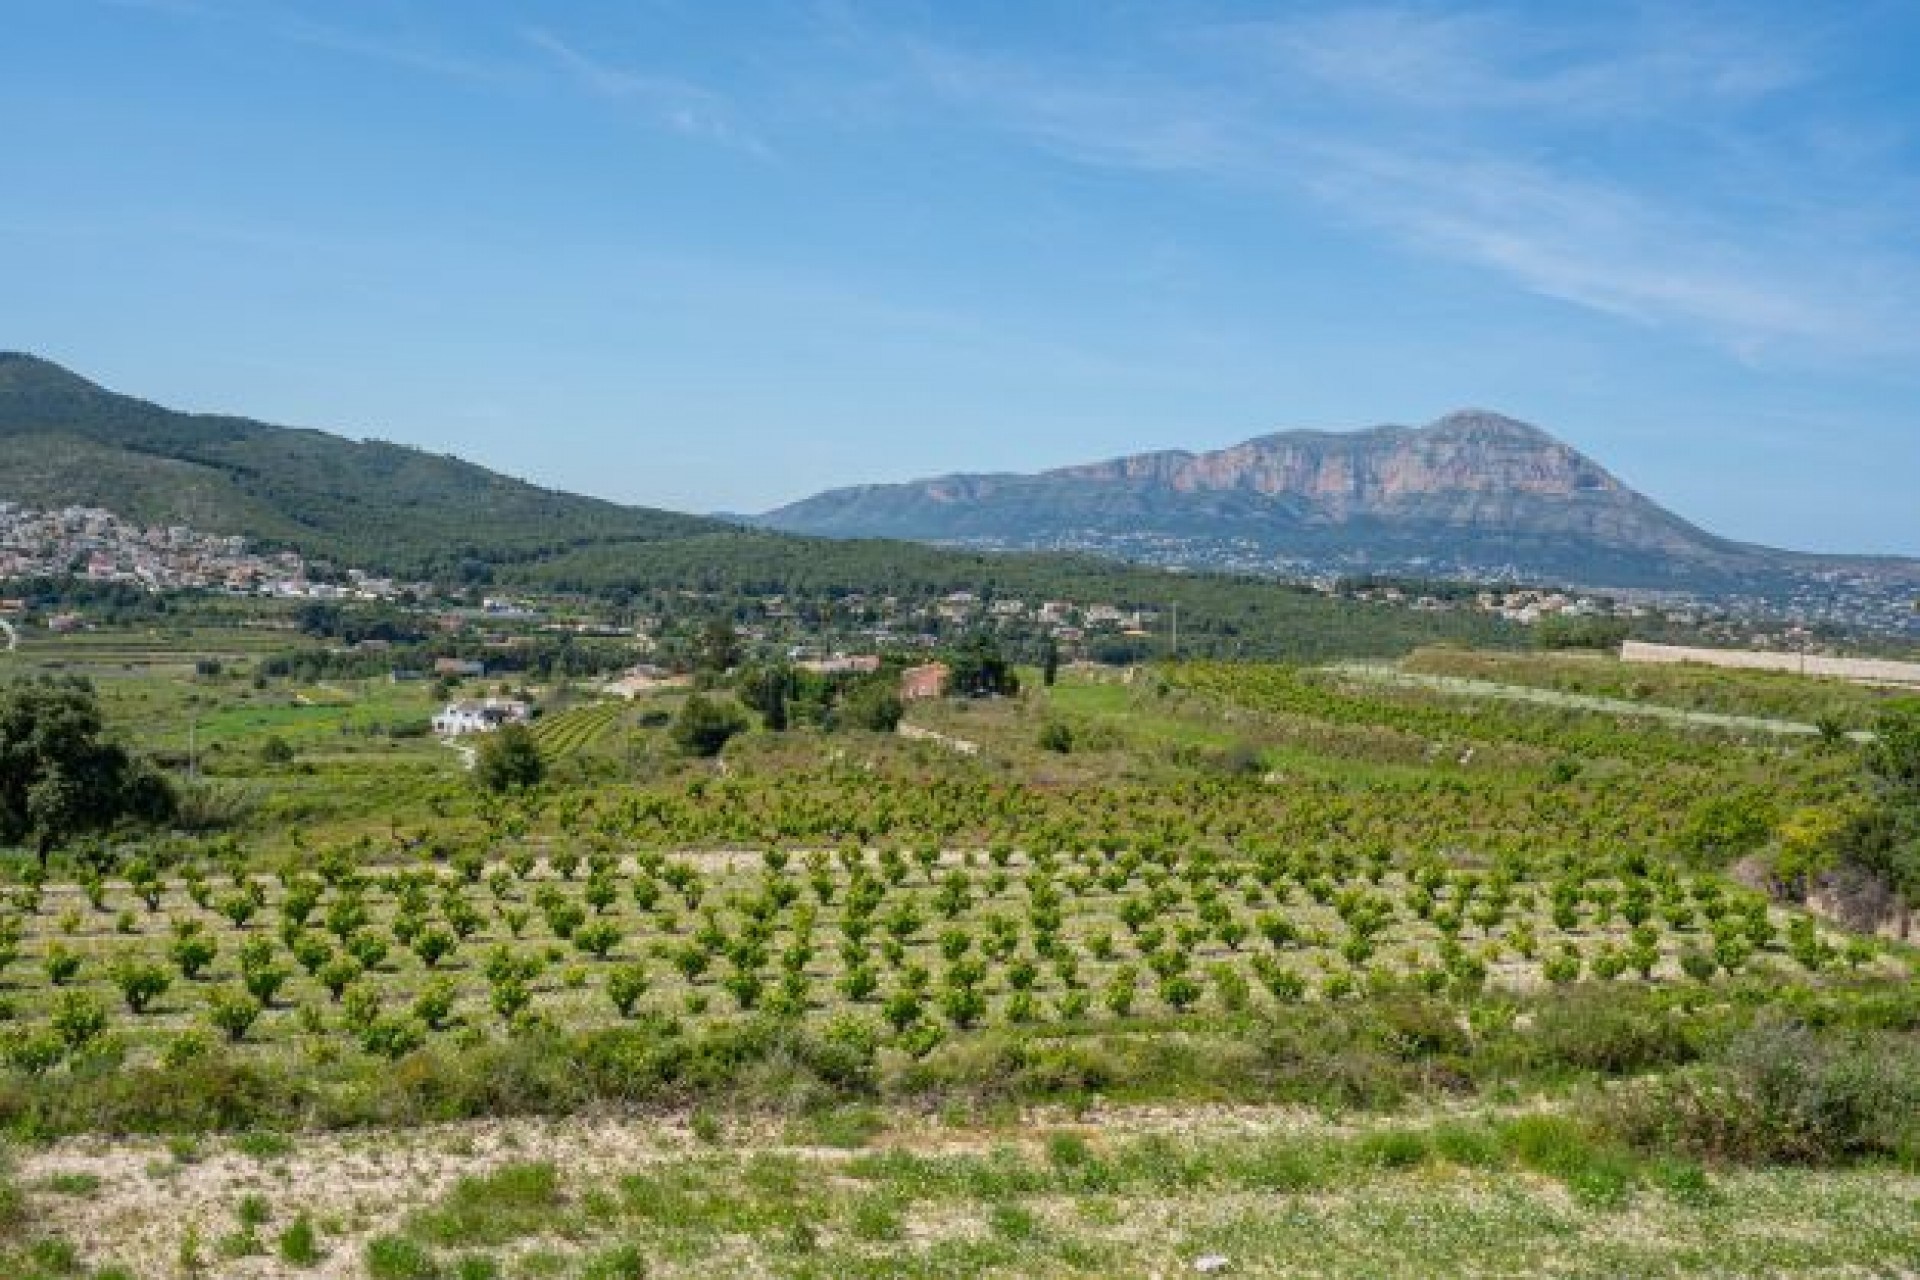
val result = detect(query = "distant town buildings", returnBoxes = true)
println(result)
[0,502,426,600]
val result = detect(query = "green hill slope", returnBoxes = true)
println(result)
[0,353,720,578]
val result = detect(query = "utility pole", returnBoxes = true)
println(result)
[1170,601,1179,659]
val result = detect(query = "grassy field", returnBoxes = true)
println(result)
[10,1104,1917,1278]
[1399,645,1904,727]
[1,627,1916,1277]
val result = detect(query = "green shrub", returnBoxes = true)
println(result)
[278,1213,322,1267]
[362,1015,427,1061]
[413,980,457,1033]
[0,1145,25,1237]
[49,990,108,1052]
[170,929,218,981]
[1678,948,1718,983]
[670,696,747,758]
[113,960,172,1014]
[366,1234,440,1280]
[1497,1113,1638,1207]
[206,987,262,1043]
[1606,1020,1920,1164]
[42,943,80,986]
[1645,1156,1718,1207]
[409,1161,563,1247]
[579,1242,647,1280]
[1369,994,1470,1061]
[1356,1127,1429,1169]
[1428,1122,1501,1168]
[1529,987,1696,1075]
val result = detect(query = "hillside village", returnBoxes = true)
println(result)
[0,502,425,600]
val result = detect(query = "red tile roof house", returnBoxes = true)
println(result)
[899,662,950,701]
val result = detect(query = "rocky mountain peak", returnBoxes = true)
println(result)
[757,408,1744,585]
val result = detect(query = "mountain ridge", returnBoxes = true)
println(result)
[4,353,1913,621]
[757,409,1918,593]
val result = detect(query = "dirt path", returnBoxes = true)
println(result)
[898,721,980,755]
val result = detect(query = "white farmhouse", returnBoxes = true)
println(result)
[432,699,531,736]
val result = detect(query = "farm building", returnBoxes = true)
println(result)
[900,662,950,701]
[432,699,530,736]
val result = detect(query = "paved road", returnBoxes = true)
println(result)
[1328,662,1874,741]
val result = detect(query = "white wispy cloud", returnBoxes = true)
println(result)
[98,1,765,154]
[897,40,1246,176]
[1293,141,1890,360]
[278,15,515,84]
[872,4,1918,365]
[1215,5,1808,119]
[524,27,769,157]
[99,0,522,84]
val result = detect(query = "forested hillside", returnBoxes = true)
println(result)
[0,353,721,580]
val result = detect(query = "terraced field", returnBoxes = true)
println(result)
[529,702,628,758]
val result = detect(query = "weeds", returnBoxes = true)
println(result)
[277,1213,322,1267]
[408,1160,563,1248]
[366,1233,440,1280]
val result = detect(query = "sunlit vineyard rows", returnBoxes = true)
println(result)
[0,826,1882,1073]
[529,702,628,758]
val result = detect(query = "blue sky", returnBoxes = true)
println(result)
[4,1,1917,553]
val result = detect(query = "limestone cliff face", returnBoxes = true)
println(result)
[1051,412,1619,507]
[758,409,1812,587]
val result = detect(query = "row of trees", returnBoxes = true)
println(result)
[0,826,1874,1077]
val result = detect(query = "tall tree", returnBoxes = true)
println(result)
[670,695,748,758]
[0,678,175,863]
[474,723,545,792]
[947,635,1019,698]
[736,665,792,732]
[696,618,741,676]
[837,680,903,733]
[1869,702,1920,792]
